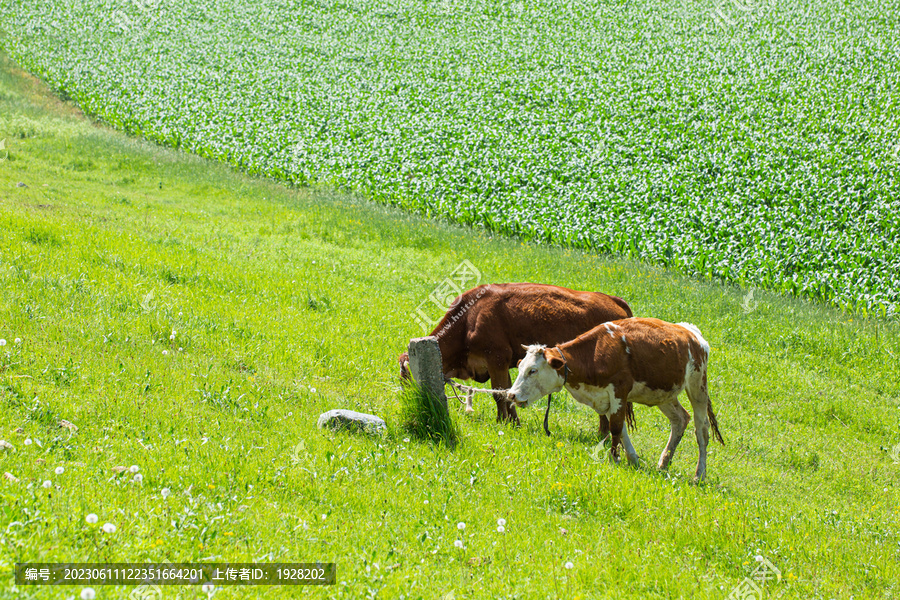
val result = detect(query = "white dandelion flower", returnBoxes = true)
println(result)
[497,518,506,527]
[129,465,139,474]
[23,438,32,446]
[55,466,65,475]
[161,487,171,499]
[457,522,465,530]
[0,339,6,347]
[454,540,464,549]
[201,583,215,593]
[14,338,21,344]
[42,480,52,488]
[102,523,116,533]
[133,473,143,484]
[162,350,168,355]
[80,588,96,600]
[565,561,574,569]
[85,513,98,524]
[497,525,505,533]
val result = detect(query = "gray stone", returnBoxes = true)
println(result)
[407,336,447,408]
[317,409,386,434]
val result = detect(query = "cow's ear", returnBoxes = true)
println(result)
[544,348,566,371]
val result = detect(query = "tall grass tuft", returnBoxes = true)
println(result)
[398,381,458,447]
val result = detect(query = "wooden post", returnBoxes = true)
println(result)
[407,336,447,408]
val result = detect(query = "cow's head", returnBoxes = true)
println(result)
[398,352,411,382]
[507,345,567,408]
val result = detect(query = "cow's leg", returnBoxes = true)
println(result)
[656,398,690,470]
[686,373,711,481]
[487,363,517,424]
[607,410,627,464]
[619,425,639,467]
[598,415,610,442]
[609,387,635,464]
[601,402,640,467]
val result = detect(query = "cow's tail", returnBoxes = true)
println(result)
[625,400,636,431]
[707,398,724,445]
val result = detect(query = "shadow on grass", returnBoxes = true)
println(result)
[535,422,722,488]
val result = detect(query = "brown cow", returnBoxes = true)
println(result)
[399,282,633,426]
[506,318,724,480]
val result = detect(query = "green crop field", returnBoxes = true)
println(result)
[1,0,899,317]
[1,47,900,599]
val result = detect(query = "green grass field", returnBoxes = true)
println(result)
[1,52,900,599]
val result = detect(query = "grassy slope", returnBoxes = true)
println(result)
[0,51,899,599]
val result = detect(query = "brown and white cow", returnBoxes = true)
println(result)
[399,282,633,426]
[506,317,724,480]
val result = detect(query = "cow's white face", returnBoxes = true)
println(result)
[507,345,565,408]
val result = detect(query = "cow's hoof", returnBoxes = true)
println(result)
[497,411,518,424]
